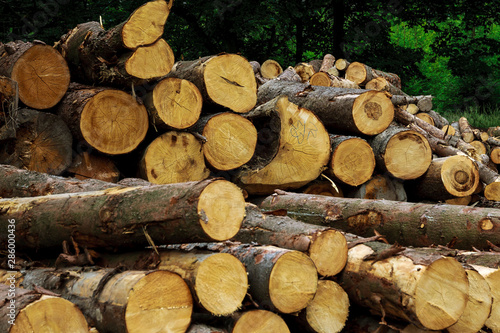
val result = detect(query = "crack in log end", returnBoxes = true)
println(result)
[364,102,382,120]
[346,211,383,234]
[220,76,244,88]
[479,218,496,232]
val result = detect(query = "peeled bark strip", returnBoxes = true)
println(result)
[458,116,475,143]
[365,77,406,96]
[0,178,246,250]
[339,243,468,330]
[235,95,331,195]
[0,108,72,175]
[391,95,433,112]
[309,72,360,89]
[234,203,348,277]
[145,77,202,130]
[67,151,120,183]
[194,113,257,171]
[257,81,394,136]
[370,126,432,180]
[350,174,407,201]
[261,59,283,79]
[0,284,89,332]
[345,62,401,88]
[328,135,375,186]
[0,41,70,109]
[410,155,479,200]
[139,131,210,184]
[19,268,192,333]
[57,83,148,155]
[167,54,257,113]
[256,191,500,250]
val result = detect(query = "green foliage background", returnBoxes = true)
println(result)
[1,0,499,126]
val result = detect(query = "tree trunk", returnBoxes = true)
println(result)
[144,77,203,130]
[0,178,246,251]
[309,72,360,89]
[339,243,468,330]
[234,95,331,195]
[0,108,72,175]
[349,174,407,201]
[391,95,433,112]
[255,191,500,250]
[365,77,406,96]
[234,203,348,277]
[370,126,432,180]
[0,41,70,109]
[458,116,475,143]
[138,131,210,184]
[261,59,283,79]
[345,62,401,88]
[0,283,89,332]
[57,83,149,155]
[18,268,192,333]
[192,113,257,171]
[328,135,375,186]
[66,151,120,183]
[257,81,394,136]
[166,54,257,113]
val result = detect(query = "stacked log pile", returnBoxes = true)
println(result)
[2,0,500,332]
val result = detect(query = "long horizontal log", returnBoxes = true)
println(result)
[0,179,245,251]
[255,191,500,250]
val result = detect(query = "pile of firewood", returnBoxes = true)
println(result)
[1,0,500,332]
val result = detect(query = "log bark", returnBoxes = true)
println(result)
[66,151,120,183]
[18,268,192,333]
[365,77,406,96]
[319,54,336,72]
[345,61,401,88]
[0,41,70,109]
[167,54,257,113]
[0,108,72,175]
[144,77,203,130]
[427,110,449,129]
[257,81,394,136]
[0,283,89,332]
[276,66,302,82]
[391,95,433,112]
[57,83,149,155]
[458,116,475,143]
[328,135,375,186]
[261,59,283,79]
[309,72,360,89]
[349,174,407,201]
[370,126,432,180]
[294,62,316,82]
[235,95,331,195]
[0,178,246,251]
[255,191,500,250]
[138,131,210,184]
[234,203,348,277]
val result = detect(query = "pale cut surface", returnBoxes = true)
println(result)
[309,229,348,277]
[232,310,290,333]
[11,296,88,333]
[80,90,148,155]
[197,180,246,241]
[415,112,435,126]
[269,251,318,313]
[345,61,367,85]
[352,90,394,135]
[12,44,70,109]
[472,265,500,332]
[261,59,283,79]
[485,181,500,201]
[470,140,487,155]
[203,113,257,170]
[490,147,500,164]
[309,72,331,87]
[204,54,257,113]
[331,138,375,186]
[441,155,479,197]
[126,39,175,79]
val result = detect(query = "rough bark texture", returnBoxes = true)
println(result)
[459,116,475,143]
[0,178,246,251]
[391,95,433,112]
[256,191,500,250]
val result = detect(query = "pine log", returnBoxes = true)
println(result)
[391,95,433,112]
[345,62,401,88]
[458,116,475,143]
[0,41,70,109]
[18,268,192,333]
[57,83,149,155]
[276,66,302,82]
[167,54,257,113]
[365,77,406,96]
[193,112,257,171]
[145,77,203,130]
[257,81,394,136]
[339,243,468,330]
[328,135,375,186]
[235,95,331,195]
[491,146,500,164]
[255,191,500,250]
[138,131,210,184]
[0,108,72,175]
[0,178,246,251]
[261,59,283,79]
[67,151,120,183]
[0,284,89,332]
[234,203,348,277]
[427,110,449,129]
[334,59,350,71]
[349,174,407,201]
[370,126,432,180]
[309,72,360,89]
[415,112,434,126]
[294,62,316,82]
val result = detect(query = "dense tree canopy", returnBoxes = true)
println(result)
[0,0,499,112]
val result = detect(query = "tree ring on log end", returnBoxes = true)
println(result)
[352,91,394,135]
[126,39,175,79]
[197,180,245,241]
[232,310,290,333]
[309,229,348,277]
[415,257,468,330]
[441,155,479,197]
[454,170,469,185]
[330,137,375,186]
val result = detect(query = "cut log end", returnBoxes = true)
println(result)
[125,39,175,79]
[345,61,367,86]
[197,180,246,241]
[352,90,394,135]
[309,71,332,87]
[204,54,257,113]
[490,146,500,164]
[309,229,348,277]
[203,113,257,171]
[330,137,375,186]
[269,251,318,313]
[484,181,500,201]
[232,310,290,333]
[414,257,469,330]
[261,59,283,79]
[80,89,148,155]
[195,253,248,315]
[12,44,70,110]
[441,155,479,197]
[415,112,435,126]
[124,271,193,333]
